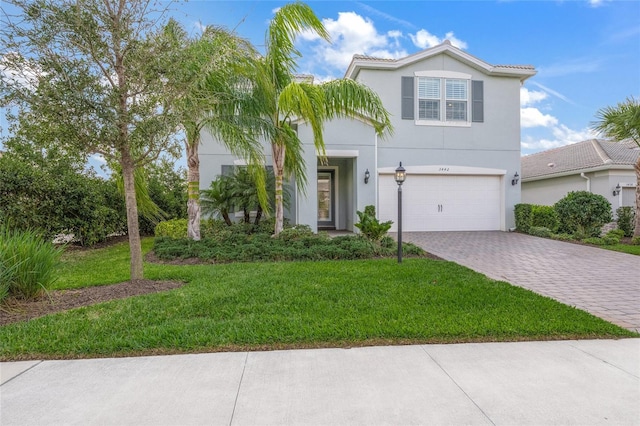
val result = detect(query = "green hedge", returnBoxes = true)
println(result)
[531,205,559,232]
[514,204,533,233]
[515,204,559,234]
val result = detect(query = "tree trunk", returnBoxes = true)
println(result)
[272,142,286,236]
[121,150,144,281]
[254,206,263,226]
[222,212,232,226]
[634,159,640,238]
[186,138,201,241]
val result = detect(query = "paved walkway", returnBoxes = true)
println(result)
[2,339,639,425]
[403,231,640,332]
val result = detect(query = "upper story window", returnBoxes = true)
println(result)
[402,71,483,126]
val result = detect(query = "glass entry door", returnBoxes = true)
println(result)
[317,171,335,229]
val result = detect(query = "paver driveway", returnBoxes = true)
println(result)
[403,231,640,332]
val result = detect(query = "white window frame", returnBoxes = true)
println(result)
[415,70,472,127]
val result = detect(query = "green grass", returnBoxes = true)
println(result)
[56,238,155,289]
[1,238,636,360]
[600,243,640,256]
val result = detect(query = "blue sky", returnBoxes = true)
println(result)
[173,0,640,156]
[1,0,639,159]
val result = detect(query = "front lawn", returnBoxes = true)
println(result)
[599,242,640,256]
[1,238,635,360]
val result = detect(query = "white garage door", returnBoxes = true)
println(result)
[378,174,502,231]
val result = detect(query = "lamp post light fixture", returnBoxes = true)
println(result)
[511,172,519,186]
[613,183,621,196]
[394,162,406,263]
[364,169,370,184]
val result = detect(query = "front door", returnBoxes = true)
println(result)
[317,171,335,229]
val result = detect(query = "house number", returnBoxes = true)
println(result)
[439,167,450,172]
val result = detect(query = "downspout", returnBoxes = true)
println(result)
[580,173,591,192]
[374,131,378,214]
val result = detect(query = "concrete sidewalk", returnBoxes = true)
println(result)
[2,339,639,425]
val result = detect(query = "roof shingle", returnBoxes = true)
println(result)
[521,139,639,179]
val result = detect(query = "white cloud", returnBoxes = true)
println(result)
[588,0,610,8]
[304,12,408,71]
[409,29,467,50]
[0,52,42,91]
[194,21,206,34]
[529,81,577,106]
[522,125,597,152]
[520,87,548,107]
[521,107,558,128]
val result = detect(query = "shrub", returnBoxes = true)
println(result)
[0,258,13,303]
[154,219,188,239]
[632,236,640,245]
[551,233,574,241]
[582,237,606,246]
[380,235,395,249]
[602,234,621,245]
[528,226,553,238]
[514,204,533,233]
[616,206,636,238]
[355,205,392,242]
[531,205,559,232]
[554,191,612,238]
[278,225,315,242]
[606,229,625,239]
[0,226,61,300]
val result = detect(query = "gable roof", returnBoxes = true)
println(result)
[345,40,536,82]
[521,139,639,180]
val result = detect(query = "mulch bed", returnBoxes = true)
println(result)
[0,280,185,326]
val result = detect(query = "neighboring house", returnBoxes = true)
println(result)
[199,41,536,232]
[521,138,639,213]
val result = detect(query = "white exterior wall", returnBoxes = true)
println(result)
[199,46,531,232]
[521,169,636,215]
[354,53,522,230]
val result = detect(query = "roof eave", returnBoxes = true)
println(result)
[522,164,635,182]
[345,42,536,81]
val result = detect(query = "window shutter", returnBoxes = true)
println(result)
[401,76,414,120]
[472,80,484,122]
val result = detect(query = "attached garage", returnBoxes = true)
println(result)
[377,166,505,232]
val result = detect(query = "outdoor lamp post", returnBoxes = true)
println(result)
[395,162,406,263]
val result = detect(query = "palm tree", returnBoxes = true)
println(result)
[201,175,236,226]
[251,2,393,236]
[592,97,640,237]
[167,20,268,240]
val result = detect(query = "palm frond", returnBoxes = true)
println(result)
[266,2,329,90]
[592,96,640,147]
[320,78,394,138]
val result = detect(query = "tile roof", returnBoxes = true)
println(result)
[346,41,536,82]
[521,139,639,179]
[350,55,535,70]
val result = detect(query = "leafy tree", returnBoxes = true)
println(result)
[592,96,640,237]
[0,117,126,245]
[249,2,393,236]
[1,0,187,280]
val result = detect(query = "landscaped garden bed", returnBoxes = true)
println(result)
[1,235,636,361]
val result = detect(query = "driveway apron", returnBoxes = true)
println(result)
[402,231,640,332]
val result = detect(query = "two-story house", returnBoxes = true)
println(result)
[199,41,536,232]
